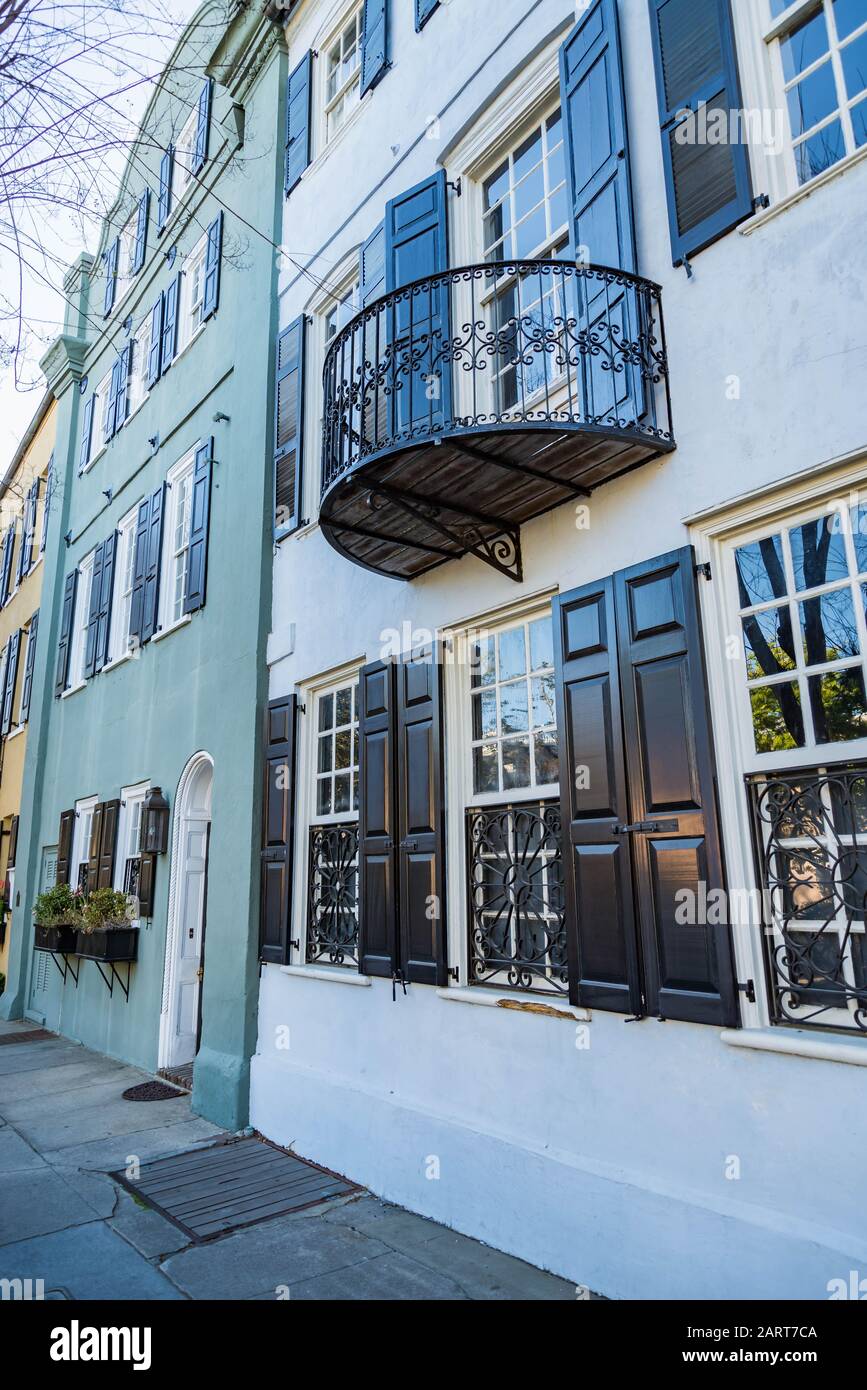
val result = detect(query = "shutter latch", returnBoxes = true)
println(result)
[392,969,407,1002]
[738,979,756,1004]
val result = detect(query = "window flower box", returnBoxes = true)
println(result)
[34,923,78,954]
[74,927,139,963]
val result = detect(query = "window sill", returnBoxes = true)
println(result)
[296,98,367,193]
[279,963,371,986]
[5,724,24,741]
[81,446,106,476]
[101,650,134,675]
[170,320,207,370]
[436,984,589,1021]
[60,681,86,700]
[720,1027,867,1068]
[151,614,191,643]
[740,144,867,238]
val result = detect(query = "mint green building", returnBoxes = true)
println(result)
[0,1,287,1129]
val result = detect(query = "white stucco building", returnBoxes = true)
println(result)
[252,0,867,1298]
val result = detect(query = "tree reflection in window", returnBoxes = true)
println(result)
[736,505,867,753]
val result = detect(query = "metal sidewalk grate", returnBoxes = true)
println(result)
[111,1138,358,1242]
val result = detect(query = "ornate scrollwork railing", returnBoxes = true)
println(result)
[321,259,672,494]
[307,822,359,968]
[466,800,568,995]
[748,765,867,1033]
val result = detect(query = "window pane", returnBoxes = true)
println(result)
[471,635,496,687]
[850,504,867,570]
[515,203,547,258]
[531,673,557,727]
[834,0,867,41]
[799,588,859,664]
[513,163,545,227]
[735,535,787,605]
[529,616,553,671]
[534,731,559,785]
[750,681,804,751]
[841,26,867,97]
[484,160,510,211]
[498,626,526,680]
[472,690,497,739]
[852,93,867,145]
[318,692,334,731]
[795,118,845,181]
[786,61,838,136]
[513,126,543,183]
[317,735,333,774]
[781,9,830,82]
[500,680,529,734]
[333,773,351,813]
[473,742,498,794]
[789,515,848,589]
[502,736,531,790]
[809,667,867,741]
[335,686,352,726]
[335,728,351,770]
[317,779,333,816]
[742,606,797,677]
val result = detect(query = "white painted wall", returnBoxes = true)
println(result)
[253,0,867,1296]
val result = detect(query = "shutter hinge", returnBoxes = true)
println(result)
[447,966,459,984]
[682,254,694,280]
[695,560,712,582]
[392,969,407,1001]
[447,178,462,197]
[752,193,770,212]
[738,978,756,1004]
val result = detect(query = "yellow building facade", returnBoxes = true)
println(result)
[0,392,55,992]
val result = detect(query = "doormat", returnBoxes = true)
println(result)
[121,1081,186,1102]
[111,1137,358,1242]
[0,1028,53,1046]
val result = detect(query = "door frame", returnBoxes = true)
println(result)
[158,750,213,1070]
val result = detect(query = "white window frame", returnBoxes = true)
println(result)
[443,593,560,993]
[158,449,196,635]
[322,2,365,146]
[115,782,148,923]
[303,252,362,527]
[172,107,199,200]
[115,208,138,304]
[179,233,208,350]
[68,550,95,690]
[108,505,139,665]
[71,794,98,894]
[291,659,363,970]
[93,368,114,459]
[128,316,152,417]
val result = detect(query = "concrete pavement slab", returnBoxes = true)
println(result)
[46,1117,223,1171]
[9,1089,196,1152]
[110,1192,192,1260]
[0,1058,139,1105]
[162,1212,391,1300]
[0,1125,46,1173]
[287,1248,471,1300]
[0,1167,101,1244]
[0,1221,185,1300]
[323,1194,444,1248]
[0,1042,85,1075]
[399,1228,577,1299]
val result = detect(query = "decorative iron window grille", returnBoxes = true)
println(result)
[466,800,567,994]
[748,763,867,1033]
[77,861,89,893]
[123,856,141,900]
[306,822,359,967]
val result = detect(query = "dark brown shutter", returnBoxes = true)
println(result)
[614,547,737,1025]
[358,660,398,977]
[260,695,297,964]
[553,577,642,1014]
[56,809,75,884]
[97,798,120,889]
[396,649,447,985]
[7,814,19,870]
[87,803,104,893]
[138,852,157,918]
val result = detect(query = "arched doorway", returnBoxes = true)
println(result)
[159,752,213,1072]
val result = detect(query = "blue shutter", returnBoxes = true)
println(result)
[415,0,439,30]
[194,77,212,173]
[40,458,52,553]
[20,609,38,724]
[114,343,134,430]
[147,297,163,386]
[103,237,119,317]
[361,0,390,95]
[648,0,753,265]
[94,530,117,672]
[360,222,385,306]
[128,496,151,646]
[140,483,165,643]
[184,439,213,614]
[384,169,451,434]
[274,318,306,536]
[83,540,105,680]
[560,0,636,273]
[1,630,21,735]
[133,188,149,273]
[55,570,78,695]
[78,395,95,473]
[202,213,222,319]
[160,273,182,371]
[284,52,313,195]
[103,358,121,442]
[157,148,173,229]
[0,527,14,606]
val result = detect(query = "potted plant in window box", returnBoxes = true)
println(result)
[33,882,83,953]
[74,888,139,962]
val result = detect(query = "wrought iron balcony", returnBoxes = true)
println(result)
[320,259,674,581]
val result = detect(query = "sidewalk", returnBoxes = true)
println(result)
[0,1021,577,1300]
